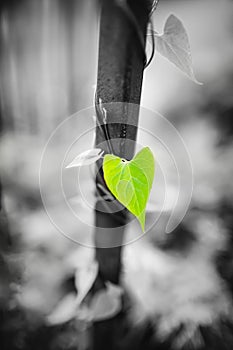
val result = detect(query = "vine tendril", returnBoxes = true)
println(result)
[116,0,159,69]
[144,17,155,68]
[150,0,160,16]
[94,91,114,155]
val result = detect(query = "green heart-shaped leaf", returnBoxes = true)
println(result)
[103,147,155,232]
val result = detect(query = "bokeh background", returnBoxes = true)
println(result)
[1,0,233,349]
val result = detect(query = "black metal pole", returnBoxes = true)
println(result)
[95,0,151,284]
[93,1,152,348]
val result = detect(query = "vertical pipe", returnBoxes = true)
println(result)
[95,0,151,283]
[93,1,152,348]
